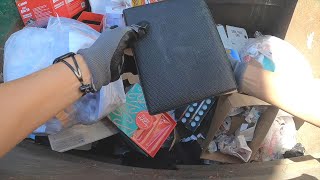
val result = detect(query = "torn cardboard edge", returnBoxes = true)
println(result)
[122,73,140,84]
[200,93,278,164]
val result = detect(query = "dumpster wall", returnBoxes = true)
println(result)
[284,0,320,78]
[206,0,297,38]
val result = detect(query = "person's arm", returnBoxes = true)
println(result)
[0,23,147,157]
[241,64,320,127]
[0,55,90,156]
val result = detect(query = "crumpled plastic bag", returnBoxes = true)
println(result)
[255,111,296,161]
[239,35,313,79]
[4,27,69,82]
[4,17,125,134]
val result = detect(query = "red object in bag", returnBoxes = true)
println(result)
[77,11,104,32]
[15,0,86,27]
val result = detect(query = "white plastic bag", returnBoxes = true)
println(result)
[256,111,296,161]
[4,27,69,82]
[239,35,313,79]
[4,17,125,134]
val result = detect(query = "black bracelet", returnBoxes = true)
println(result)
[53,52,96,95]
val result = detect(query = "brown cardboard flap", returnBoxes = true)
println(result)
[169,129,180,151]
[228,93,270,107]
[201,93,277,164]
[201,95,232,149]
[227,116,246,135]
[122,73,140,84]
[200,152,242,164]
[249,106,279,160]
[201,93,270,150]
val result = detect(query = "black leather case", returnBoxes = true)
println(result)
[124,0,237,114]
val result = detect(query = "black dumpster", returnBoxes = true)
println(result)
[1,0,320,179]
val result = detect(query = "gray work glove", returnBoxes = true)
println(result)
[78,23,148,91]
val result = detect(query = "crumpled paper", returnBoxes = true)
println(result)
[217,135,252,162]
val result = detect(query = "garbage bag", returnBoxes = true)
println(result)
[255,111,296,161]
[239,35,313,79]
[4,27,69,82]
[4,17,125,134]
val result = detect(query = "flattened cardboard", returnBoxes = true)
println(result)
[200,93,278,163]
[49,119,118,152]
[201,93,269,149]
[201,151,242,164]
[248,106,279,161]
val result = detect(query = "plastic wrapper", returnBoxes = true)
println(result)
[256,111,296,161]
[208,141,218,153]
[243,107,260,123]
[283,143,305,158]
[239,35,313,79]
[98,79,126,120]
[4,17,125,134]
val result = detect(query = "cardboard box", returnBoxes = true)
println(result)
[108,84,176,157]
[200,93,279,163]
[15,0,86,26]
[48,119,118,152]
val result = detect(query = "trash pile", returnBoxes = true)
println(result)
[209,106,268,162]
[5,0,311,169]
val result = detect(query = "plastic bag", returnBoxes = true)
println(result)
[4,17,125,134]
[4,27,69,82]
[256,111,296,161]
[239,35,313,79]
[47,17,100,52]
[97,78,126,120]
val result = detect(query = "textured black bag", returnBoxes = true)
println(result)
[124,0,237,114]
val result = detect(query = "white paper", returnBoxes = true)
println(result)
[236,122,257,142]
[240,123,249,131]
[226,25,249,51]
[244,107,260,123]
[219,135,252,162]
[217,24,232,49]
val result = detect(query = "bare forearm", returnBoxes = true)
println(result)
[242,64,320,126]
[0,55,90,156]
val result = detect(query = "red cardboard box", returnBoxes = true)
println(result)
[77,11,104,32]
[109,84,176,157]
[16,0,86,27]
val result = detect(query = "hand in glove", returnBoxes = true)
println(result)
[78,23,148,91]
